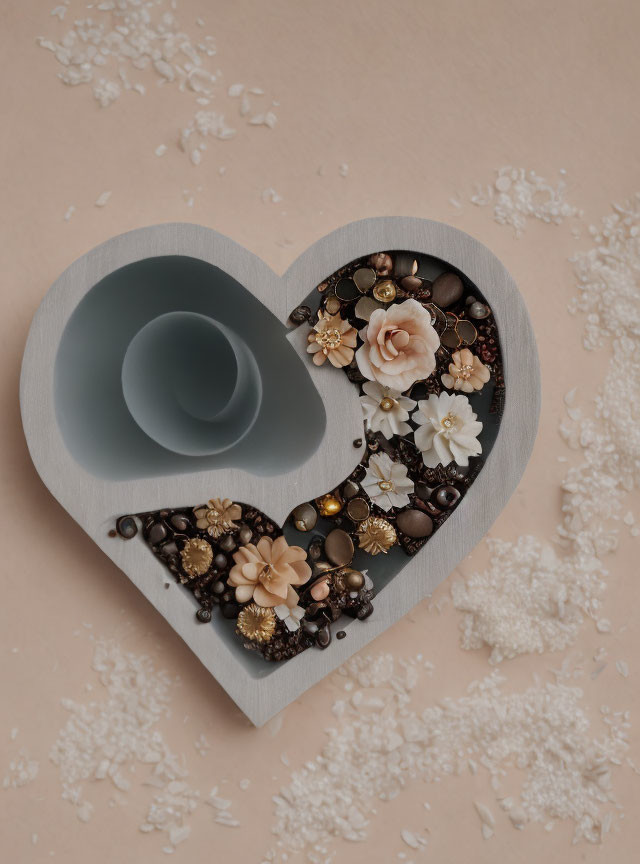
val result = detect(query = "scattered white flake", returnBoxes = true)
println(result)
[269,654,628,858]
[94,191,112,207]
[262,187,283,204]
[615,661,629,679]
[155,145,168,157]
[454,196,640,662]
[50,639,201,852]
[63,205,75,222]
[190,149,201,166]
[194,733,210,757]
[474,801,496,837]
[400,829,420,849]
[36,1,278,165]
[3,749,39,789]
[239,778,250,790]
[10,728,18,741]
[339,163,349,177]
[32,833,38,846]
[471,167,581,236]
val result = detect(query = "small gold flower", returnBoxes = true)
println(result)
[237,603,277,643]
[181,538,213,577]
[306,310,357,368]
[194,498,242,539]
[357,516,397,555]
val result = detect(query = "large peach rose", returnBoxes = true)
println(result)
[228,536,311,608]
[355,299,439,392]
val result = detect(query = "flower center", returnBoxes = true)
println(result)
[261,564,274,582]
[379,396,395,412]
[206,509,220,524]
[373,280,397,303]
[457,364,474,380]
[378,479,394,492]
[315,328,342,349]
[441,413,457,430]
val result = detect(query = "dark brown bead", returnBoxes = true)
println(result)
[221,601,240,619]
[316,626,331,649]
[396,509,434,539]
[170,514,190,531]
[432,272,464,308]
[435,485,461,508]
[238,525,253,545]
[325,529,354,567]
[346,497,370,522]
[368,252,393,274]
[291,502,318,532]
[400,275,422,291]
[148,523,167,545]
[196,607,212,623]
[289,305,311,324]
[116,515,137,539]
[219,534,236,552]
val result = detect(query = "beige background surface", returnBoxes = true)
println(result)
[1,1,639,861]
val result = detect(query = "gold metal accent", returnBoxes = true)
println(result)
[379,396,395,412]
[236,603,276,643]
[315,327,342,350]
[316,493,343,517]
[180,538,213,577]
[357,516,397,555]
[378,479,393,492]
[372,279,397,303]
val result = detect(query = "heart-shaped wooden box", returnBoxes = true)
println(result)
[20,218,539,725]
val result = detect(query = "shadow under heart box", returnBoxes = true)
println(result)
[20,218,540,725]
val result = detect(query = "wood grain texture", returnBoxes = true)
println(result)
[20,218,540,726]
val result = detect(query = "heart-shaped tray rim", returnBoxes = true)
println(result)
[20,217,540,726]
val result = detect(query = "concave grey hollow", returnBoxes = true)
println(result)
[54,255,325,479]
[20,220,540,726]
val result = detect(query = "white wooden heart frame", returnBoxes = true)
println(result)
[20,218,540,726]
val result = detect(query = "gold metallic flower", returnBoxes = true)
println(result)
[357,516,397,555]
[180,538,213,577]
[306,310,357,368]
[194,498,242,539]
[236,603,277,643]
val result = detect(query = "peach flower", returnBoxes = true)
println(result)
[356,299,439,391]
[441,348,490,393]
[228,536,311,608]
[307,310,358,368]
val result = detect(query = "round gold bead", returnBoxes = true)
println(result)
[379,396,395,412]
[316,493,343,517]
[373,280,397,303]
[341,567,365,591]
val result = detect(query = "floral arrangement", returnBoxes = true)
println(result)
[114,251,504,662]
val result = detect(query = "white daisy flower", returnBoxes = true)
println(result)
[361,452,414,511]
[413,392,482,468]
[360,381,416,439]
